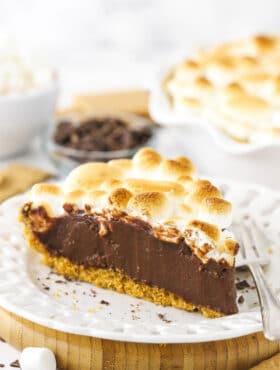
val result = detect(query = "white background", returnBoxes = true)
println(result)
[1,0,280,366]
[1,0,280,96]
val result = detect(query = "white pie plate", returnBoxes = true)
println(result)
[149,68,280,190]
[0,179,279,344]
[149,66,280,154]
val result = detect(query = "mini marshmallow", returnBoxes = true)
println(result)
[20,347,56,370]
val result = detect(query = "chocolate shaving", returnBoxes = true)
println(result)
[100,300,109,306]
[64,276,74,282]
[0,364,4,368]
[55,280,66,284]
[0,337,6,343]
[236,280,250,290]
[158,313,172,323]
[238,295,245,304]
[90,289,97,297]
[10,360,20,368]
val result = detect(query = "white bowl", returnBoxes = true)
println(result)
[0,82,58,158]
[149,68,280,190]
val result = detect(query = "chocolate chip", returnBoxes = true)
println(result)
[0,363,4,367]
[53,121,74,144]
[64,276,74,282]
[53,117,152,153]
[10,360,20,368]
[90,289,97,297]
[100,300,109,306]
[238,295,245,304]
[236,280,250,290]
[158,313,172,323]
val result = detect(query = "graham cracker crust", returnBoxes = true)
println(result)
[19,211,223,318]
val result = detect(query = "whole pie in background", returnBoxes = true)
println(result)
[164,35,280,143]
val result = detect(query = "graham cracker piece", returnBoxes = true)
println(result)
[59,90,149,117]
[251,353,280,369]
[0,163,51,203]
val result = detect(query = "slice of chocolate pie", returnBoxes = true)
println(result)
[19,148,239,317]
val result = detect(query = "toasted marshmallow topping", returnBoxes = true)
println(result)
[27,148,237,265]
[165,34,280,143]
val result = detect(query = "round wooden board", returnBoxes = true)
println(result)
[0,308,279,370]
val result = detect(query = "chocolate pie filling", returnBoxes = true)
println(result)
[24,206,238,315]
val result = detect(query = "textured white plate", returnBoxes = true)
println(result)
[0,180,279,343]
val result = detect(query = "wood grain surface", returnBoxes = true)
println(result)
[0,307,279,370]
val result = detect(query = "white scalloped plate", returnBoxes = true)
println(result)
[0,179,279,343]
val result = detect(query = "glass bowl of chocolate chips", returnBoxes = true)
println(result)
[46,112,155,172]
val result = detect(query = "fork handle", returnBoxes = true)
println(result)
[249,262,280,340]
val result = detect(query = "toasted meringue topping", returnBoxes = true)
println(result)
[27,148,238,265]
[165,34,280,143]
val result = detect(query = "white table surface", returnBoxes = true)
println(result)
[0,143,57,365]
[0,341,20,369]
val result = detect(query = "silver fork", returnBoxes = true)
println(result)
[232,219,280,340]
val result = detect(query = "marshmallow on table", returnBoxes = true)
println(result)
[20,347,56,370]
